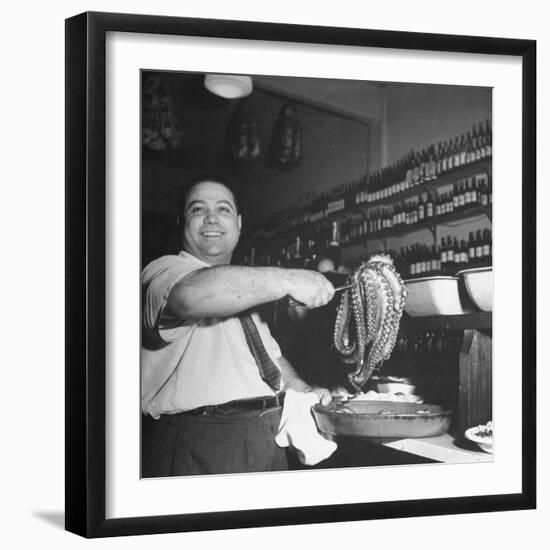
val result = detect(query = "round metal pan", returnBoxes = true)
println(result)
[312,400,452,439]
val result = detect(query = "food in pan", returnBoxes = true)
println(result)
[349,390,422,403]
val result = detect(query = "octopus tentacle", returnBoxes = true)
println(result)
[333,254,408,391]
[333,289,358,363]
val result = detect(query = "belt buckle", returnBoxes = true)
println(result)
[260,393,282,416]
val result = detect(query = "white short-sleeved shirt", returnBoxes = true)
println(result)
[141,251,282,418]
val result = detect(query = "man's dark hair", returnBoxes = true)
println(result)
[177,175,241,219]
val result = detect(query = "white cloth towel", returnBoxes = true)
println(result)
[275,389,338,465]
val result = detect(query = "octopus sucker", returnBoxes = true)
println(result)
[333,254,408,391]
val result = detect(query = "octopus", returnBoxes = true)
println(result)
[333,254,408,391]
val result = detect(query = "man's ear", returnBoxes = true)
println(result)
[238,214,242,232]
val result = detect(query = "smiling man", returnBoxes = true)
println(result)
[141,176,335,477]
[180,180,241,265]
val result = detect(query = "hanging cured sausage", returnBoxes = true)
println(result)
[267,103,303,170]
[228,102,261,164]
[142,74,183,151]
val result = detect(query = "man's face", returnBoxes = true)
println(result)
[180,181,242,265]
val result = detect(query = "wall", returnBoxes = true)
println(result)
[339,83,494,267]
[142,76,493,266]
[384,83,492,165]
[142,73,370,262]
[142,78,369,224]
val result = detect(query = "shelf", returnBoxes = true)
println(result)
[343,205,490,247]
[399,312,492,334]
[246,158,492,251]
[355,156,491,210]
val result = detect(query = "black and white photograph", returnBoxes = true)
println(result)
[3,0,550,542]
[140,70,494,478]
[58,8,538,541]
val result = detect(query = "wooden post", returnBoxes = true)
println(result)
[458,328,492,435]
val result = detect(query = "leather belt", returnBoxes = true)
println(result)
[186,394,284,416]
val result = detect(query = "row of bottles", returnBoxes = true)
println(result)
[247,219,492,278]
[250,120,492,241]
[355,119,492,204]
[272,119,493,232]
[394,331,463,354]
[341,172,491,242]
[391,230,492,278]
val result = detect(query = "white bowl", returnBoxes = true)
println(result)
[404,276,464,317]
[457,267,493,312]
[464,426,493,454]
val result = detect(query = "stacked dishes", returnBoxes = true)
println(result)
[403,266,493,316]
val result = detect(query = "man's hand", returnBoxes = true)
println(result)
[283,269,335,309]
[277,356,333,406]
[310,386,333,406]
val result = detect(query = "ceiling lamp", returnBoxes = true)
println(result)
[204,74,253,99]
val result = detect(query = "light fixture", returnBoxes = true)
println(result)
[204,74,253,99]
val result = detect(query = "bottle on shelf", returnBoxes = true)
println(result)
[451,237,460,269]
[462,178,472,210]
[458,134,467,166]
[434,194,443,218]
[435,142,443,176]
[469,176,477,206]
[465,131,473,164]
[465,177,474,208]
[277,247,291,267]
[325,221,342,268]
[410,151,420,186]
[451,138,458,169]
[453,181,461,211]
[482,228,492,265]
[426,191,434,219]
[419,149,428,184]
[440,141,448,173]
[292,236,302,265]
[446,235,455,269]
[478,174,489,207]
[440,237,448,271]
[460,239,469,268]
[474,229,484,264]
[472,124,481,161]
[431,244,440,273]
[303,239,318,269]
[468,231,476,264]
[418,194,426,221]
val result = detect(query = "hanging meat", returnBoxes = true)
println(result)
[228,103,261,164]
[142,74,183,151]
[267,103,303,170]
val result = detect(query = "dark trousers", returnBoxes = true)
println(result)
[141,407,288,477]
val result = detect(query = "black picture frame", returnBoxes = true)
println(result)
[65,11,536,538]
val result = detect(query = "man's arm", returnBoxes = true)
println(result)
[166,265,334,320]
